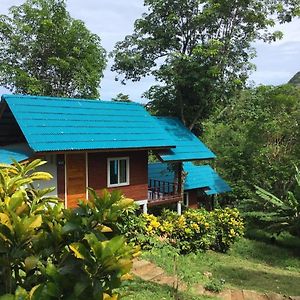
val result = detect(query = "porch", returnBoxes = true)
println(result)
[147,178,182,207]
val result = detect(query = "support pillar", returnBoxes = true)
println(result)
[136,199,148,214]
[143,203,148,214]
[177,201,182,215]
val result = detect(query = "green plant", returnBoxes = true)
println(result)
[0,159,138,300]
[118,207,244,254]
[204,278,224,293]
[243,166,300,238]
[211,208,245,252]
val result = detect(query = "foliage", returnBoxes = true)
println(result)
[0,160,138,300]
[119,208,244,253]
[202,84,300,203]
[242,166,300,238]
[288,71,300,86]
[112,0,299,132]
[0,0,106,98]
[204,278,224,293]
[111,93,132,102]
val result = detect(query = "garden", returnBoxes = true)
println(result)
[1,159,299,300]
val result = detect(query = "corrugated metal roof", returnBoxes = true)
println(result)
[0,143,35,164]
[148,162,231,195]
[1,95,175,152]
[154,117,215,162]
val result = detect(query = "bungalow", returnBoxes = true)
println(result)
[0,94,230,213]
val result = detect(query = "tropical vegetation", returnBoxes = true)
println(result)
[0,0,106,98]
[0,160,138,300]
[112,0,300,133]
[202,84,300,204]
[118,207,244,253]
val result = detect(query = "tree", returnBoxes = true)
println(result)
[0,0,106,98]
[202,84,300,203]
[111,0,299,132]
[111,93,131,102]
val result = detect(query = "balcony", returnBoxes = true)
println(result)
[148,179,182,206]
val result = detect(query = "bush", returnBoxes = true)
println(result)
[204,278,225,293]
[0,160,138,300]
[212,207,245,252]
[119,207,244,253]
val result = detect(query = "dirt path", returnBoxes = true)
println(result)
[132,259,300,300]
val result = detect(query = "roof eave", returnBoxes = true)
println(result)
[36,145,176,155]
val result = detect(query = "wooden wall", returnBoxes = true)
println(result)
[0,105,26,146]
[187,188,213,210]
[57,150,149,208]
[88,150,148,201]
[187,189,199,209]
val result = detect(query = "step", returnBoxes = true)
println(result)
[132,259,152,270]
[133,264,165,281]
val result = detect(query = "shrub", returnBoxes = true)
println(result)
[204,278,225,293]
[119,208,244,254]
[0,160,138,300]
[212,207,245,252]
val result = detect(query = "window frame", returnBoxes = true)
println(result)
[183,192,189,207]
[107,157,130,188]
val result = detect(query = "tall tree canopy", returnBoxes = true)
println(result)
[112,0,299,132]
[0,0,106,98]
[202,84,300,203]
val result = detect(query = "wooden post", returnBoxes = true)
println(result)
[177,162,183,198]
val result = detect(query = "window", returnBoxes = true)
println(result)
[183,192,189,207]
[107,157,129,187]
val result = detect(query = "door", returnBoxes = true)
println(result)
[66,153,87,208]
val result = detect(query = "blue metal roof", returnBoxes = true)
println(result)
[148,162,231,195]
[0,143,35,164]
[154,117,215,162]
[1,95,175,152]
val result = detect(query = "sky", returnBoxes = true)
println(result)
[0,0,300,102]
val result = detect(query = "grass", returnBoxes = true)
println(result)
[120,278,218,300]
[142,237,300,296]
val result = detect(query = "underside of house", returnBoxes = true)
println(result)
[0,94,230,212]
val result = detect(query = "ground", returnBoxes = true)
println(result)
[120,279,218,300]
[122,236,300,298]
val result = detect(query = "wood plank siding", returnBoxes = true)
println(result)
[58,150,149,208]
[88,150,148,201]
[0,105,26,146]
[187,189,199,209]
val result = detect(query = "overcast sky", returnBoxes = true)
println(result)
[0,0,300,102]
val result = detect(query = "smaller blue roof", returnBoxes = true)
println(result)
[148,162,231,195]
[154,117,215,162]
[0,143,34,164]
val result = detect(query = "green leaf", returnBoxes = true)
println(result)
[0,213,12,231]
[69,242,92,262]
[9,190,25,211]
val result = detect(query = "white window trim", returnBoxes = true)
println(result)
[107,157,130,188]
[183,192,189,207]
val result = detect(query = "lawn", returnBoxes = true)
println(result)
[120,278,218,300]
[141,237,300,296]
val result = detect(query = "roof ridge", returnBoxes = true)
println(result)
[1,94,141,106]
